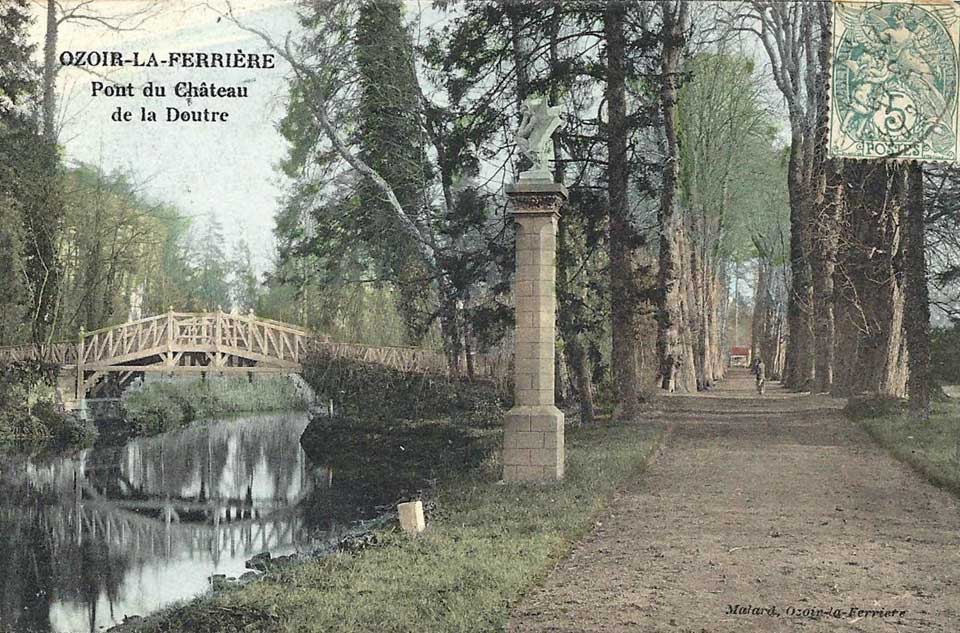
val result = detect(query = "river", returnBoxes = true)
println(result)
[0,412,359,633]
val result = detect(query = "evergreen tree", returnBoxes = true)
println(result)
[230,238,260,313]
[0,0,62,348]
[194,215,231,310]
[355,0,435,341]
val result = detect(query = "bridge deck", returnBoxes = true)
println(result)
[0,310,509,403]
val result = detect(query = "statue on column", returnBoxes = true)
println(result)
[516,96,564,182]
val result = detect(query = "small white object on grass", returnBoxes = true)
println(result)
[398,500,425,534]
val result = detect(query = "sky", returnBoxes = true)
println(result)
[26,1,780,278]
[29,0,302,272]
[27,0,447,274]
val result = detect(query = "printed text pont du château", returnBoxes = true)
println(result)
[65,49,275,124]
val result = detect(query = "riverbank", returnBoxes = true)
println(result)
[110,416,663,633]
[0,361,95,444]
[849,395,960,495]
[121,375,309,436]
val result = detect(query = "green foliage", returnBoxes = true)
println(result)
[0,0,60,345]
[931,325,960,384]
[122,376,308,436]
[1,125,61,346]
[678,51,783,263]
[0,194,30,344]
[61,166,175,331]
[192,214,232,311]
[272,1,518,354]
[355,1,435,340]
[844,395,908,420]
[0,0,35,124]
[300,352,508,424]
[48,165,246,337]
[230,238,260,313]
[0,361,94,444]
[258,265,412,346]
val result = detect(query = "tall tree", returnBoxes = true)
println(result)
[243,0,511,367]
[606,0,642,414]
[194,215,231,310]
[656,0,690,392]
[833,162,908,397]
[809,1,840,393]
[742,1,820,390]
[0,0,61,348]
[39,0,161,141]
[677,51,772,389]
[230,238,260,313]
[355,0,434,341]
[905,164,931,417]
[0,0,35,346]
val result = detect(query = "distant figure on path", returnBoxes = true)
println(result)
[755,358,766,396]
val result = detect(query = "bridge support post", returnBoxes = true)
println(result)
[76,326,85,405]
[502,181,566,482]
[165,307,175,367]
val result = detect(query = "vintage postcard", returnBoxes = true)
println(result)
[1,1,958,632]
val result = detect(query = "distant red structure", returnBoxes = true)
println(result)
[729,346,751,367]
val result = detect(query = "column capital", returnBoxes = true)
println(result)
[505,181,567,217]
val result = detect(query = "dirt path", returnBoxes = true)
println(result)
[509,369,960,632]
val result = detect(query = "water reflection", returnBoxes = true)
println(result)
[0,412,326,633]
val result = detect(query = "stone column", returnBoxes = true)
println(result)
[503,181,567,482]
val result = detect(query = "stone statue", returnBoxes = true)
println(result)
[516,96,563,181]
[127,283,144,322]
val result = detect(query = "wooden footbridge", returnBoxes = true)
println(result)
[0,309,507,406]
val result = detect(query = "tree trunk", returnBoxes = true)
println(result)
[464,320,476,381]
[606,1,642,415]
[751,261,767,366]
[656,0,690,392]
[810,161,841,393]
[810,4,839,393]
[709,267,724,382]
[833,161,908,398]
[564,336,595,426]
[679,227,699,391]
[905,163,931,418]
[689,213,706,390]
[549,4,594,425]
[438,279,463,377]
[753,259,784,380]
[783,130,815,390]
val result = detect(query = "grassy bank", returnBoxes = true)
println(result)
[122,375,308,436]
[848,396,960,495]
[116,417,663,633]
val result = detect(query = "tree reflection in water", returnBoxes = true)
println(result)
[0,411,346,633]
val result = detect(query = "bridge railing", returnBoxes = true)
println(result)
[75,311,311,368]
[309,341,449,374]
[307,340,511,380]
[214,312,309,366]
[80,313,168,366]
[0,311,508,380]
[0,342,76,365]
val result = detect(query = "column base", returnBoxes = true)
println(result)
[502,405,564,482]
[55,372,81,412]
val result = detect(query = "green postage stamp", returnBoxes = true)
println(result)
[831,0,960,162]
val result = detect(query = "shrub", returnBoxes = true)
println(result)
[844,395,908,420]
[122,375,308,436]
[932,325,960,385]
[300,352,509,424]
[0,360,91,444]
